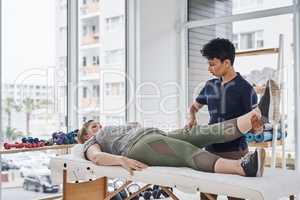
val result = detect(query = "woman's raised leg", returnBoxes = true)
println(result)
[167,110,262,148]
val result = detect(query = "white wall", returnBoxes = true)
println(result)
[130,0,184,130]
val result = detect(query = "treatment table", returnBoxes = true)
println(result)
[50,146,300,200]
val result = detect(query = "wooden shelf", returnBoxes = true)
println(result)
[249,140,283,148]
[236,48,279,57]
[0,144,75,155]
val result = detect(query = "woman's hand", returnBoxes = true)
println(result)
[119,157,148,175]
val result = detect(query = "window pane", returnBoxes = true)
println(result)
[78,0,126,126]
[1,0,67,199]
[188,14,295,169]
[240,32,255,49]
[189,0,293,21]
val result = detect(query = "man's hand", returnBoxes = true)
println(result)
[185,101,203,130]
[119,157,148,176]
[186,118,197,130]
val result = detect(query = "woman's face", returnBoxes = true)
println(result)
[83,121,102,141]
[88,121,102,135]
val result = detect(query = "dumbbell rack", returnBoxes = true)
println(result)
[0,144,75,155]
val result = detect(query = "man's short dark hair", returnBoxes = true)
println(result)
[201,38,235,65]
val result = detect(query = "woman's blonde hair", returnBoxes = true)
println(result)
[78,120,95,144]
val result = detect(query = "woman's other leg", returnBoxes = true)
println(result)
[127,134,264,176]
[128,134,220,173]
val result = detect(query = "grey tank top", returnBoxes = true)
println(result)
[83,125,165,158]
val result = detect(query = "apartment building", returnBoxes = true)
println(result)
[56,0,126,126]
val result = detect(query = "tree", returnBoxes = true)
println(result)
[22,98,41,136]
[3,97,18,129]
[5,127,23,141]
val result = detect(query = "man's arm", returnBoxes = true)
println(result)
[186,101,204,129]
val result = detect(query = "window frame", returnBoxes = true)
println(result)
[0,0,2,196]
[293,0,300,171]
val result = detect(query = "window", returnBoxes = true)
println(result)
[104,49,124,65]
[256,30,264,48]
[83,25,88,36]
[82,56,87,66]
[92,25,96,34]
[96,56,100,65]
[83,87,88,98]
[234,30,264,50]
[1,0,68,199]
[106,15,124,32]
[233,34,239,49]
[188,0,295,169]
[105,82,124,96]
[77,0,126,133]
[240,32,255,49]
[92,56,97,65]
[92,85,100,97]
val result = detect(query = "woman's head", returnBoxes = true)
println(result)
[78,120,102,144]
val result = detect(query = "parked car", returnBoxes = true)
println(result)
[20,163,50,178]
[3,154,31,169]
[23,174,59,193]
[1,160,10,171]
[2,156,20,170]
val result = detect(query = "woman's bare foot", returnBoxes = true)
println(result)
[250,113,264,134]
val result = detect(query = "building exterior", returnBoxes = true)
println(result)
[56,0,126,127]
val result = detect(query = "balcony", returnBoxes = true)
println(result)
[80,65,100,80]
[80,97,100,110]
[81,33,99,46]
[80,2,100,16]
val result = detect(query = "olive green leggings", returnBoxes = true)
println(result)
[127,119,243,173]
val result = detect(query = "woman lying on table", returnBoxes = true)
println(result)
[83,80,279,177]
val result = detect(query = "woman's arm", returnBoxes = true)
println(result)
[86,143,123,166]
[86,143,148,175]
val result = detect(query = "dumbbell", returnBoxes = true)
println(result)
[118,190,128,199]
[141,190,152,200]
[4,142,25,149]
[152,188,161,199]
[52,132,65,145]
[24,142,44,148]
[45,140,54,146]
[111,193,123,200]
[22,137,40,144]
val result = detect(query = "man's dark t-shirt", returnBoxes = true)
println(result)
[196,73,257,152]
